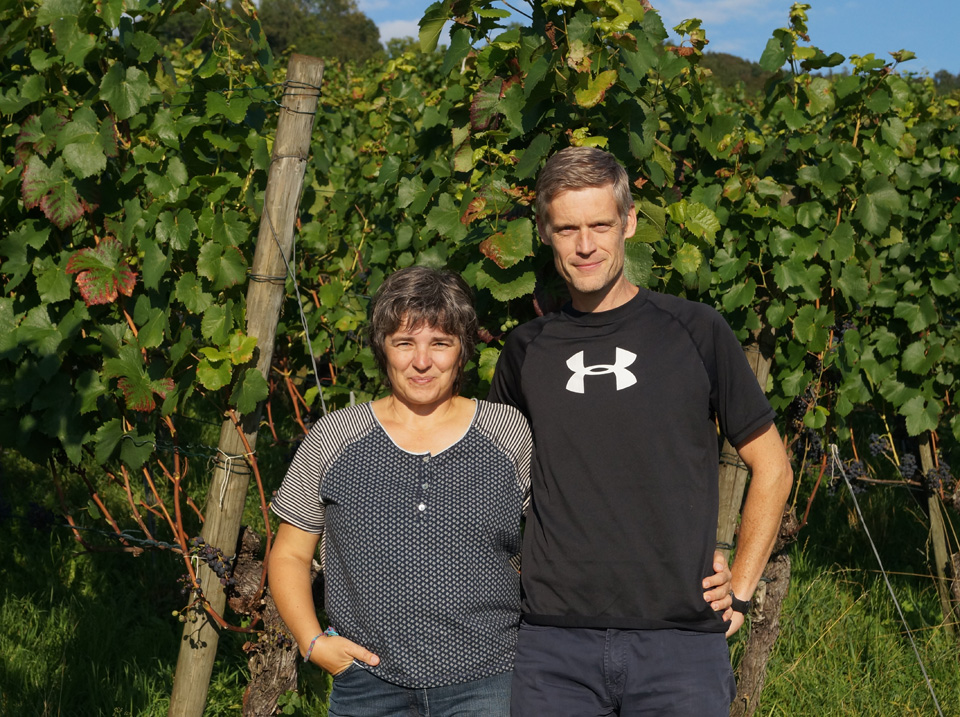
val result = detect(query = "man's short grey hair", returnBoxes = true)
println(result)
[535,147,633,229]
[368,266,477,395]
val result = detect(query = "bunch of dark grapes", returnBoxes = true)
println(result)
[899,453,919,480]
[189,536,236,587]
[804,354,822,375]
[868,433,889,458]
[177,572,196,597]
[830,459,869,495]
[924,456,955,494]
[832,319,856,340]
[787,395,808,430]
[795,428,824,467]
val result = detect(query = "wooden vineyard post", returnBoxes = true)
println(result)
[716,327,776,561]
[919,435,959,642]
[168,54,325,717]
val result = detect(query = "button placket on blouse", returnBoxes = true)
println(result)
[416,453,431,520]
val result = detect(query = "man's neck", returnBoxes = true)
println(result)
[570,277,639,313]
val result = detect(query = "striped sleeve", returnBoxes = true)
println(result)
[270,404,375,534]
[475,400,533,513]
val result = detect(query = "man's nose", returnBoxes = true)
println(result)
[575,229,597,254]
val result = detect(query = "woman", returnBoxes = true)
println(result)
[269,266,531,716]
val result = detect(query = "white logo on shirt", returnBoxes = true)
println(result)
[565,348,638,394]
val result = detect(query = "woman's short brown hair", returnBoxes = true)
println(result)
[368,266,477,395]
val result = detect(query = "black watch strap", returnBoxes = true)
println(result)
[730,593,752,614]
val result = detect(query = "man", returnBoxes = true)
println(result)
[488,147,793,715]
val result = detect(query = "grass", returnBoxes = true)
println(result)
[2,448,959,715]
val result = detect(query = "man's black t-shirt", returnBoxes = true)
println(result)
[488,288,775,632]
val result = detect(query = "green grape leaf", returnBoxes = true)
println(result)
[231,367,269,414]
[900,395,940,436]
[197,357,232,390]
[100,63,152,120]
[197,241,247,291]
[426,194,468,242]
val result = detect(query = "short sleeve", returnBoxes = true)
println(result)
[710,311,776,446]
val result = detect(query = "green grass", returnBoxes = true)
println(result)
[2,448,959,715]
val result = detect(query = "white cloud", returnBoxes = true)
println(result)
[378,19,421,42]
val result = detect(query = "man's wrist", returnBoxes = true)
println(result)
[730,592,752,614]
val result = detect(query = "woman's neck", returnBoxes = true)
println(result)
[372,394,476,455]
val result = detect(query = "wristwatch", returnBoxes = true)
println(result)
[730,592,752,614]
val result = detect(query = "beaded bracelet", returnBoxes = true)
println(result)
[303,627,340,663]
[303,633,322,663]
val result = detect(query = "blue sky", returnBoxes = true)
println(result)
[359,0,959,75]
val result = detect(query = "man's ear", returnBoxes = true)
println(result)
[537,218,552,246]
[623,204,638,240]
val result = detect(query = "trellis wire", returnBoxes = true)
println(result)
[829,444,945,716]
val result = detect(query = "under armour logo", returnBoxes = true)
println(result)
[565,348,638,394]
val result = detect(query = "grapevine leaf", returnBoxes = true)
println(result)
[21,155,59,209]
[231,368,269,414]
[120,427,155,469]
[65,238,137,306]
[900,395,940,436]
[197,241,247,291]
[426,194,468,242]
[759,36,788,71]
[197,357,232,391]
[40,176,86,229]
[574,70,618,109]
[479,218,534,269]
[174,273,214,314]
[94,418,124,465]
[201,303,234,344]
[419,0,451,52]
[478,347,501,384]
[623,241,654,287]
[475,265,536,302]
[722,279,757,312]
[100,63,152,120]
[672,243,702,275]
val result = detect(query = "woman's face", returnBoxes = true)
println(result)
[384,321,462,408]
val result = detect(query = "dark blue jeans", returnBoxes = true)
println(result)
[328,664,511,717]
[511,622,736,716]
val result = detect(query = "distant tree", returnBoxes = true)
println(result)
[700,52,772,94]
[385,36,421,59]
[934,69,960,94]
[259,0,382,63]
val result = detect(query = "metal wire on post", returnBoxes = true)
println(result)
[829,444,945,717]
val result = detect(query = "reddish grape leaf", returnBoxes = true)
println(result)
[66,237,138,305]
[117,376,174,412]
[470,80,503,132]
[39,178,85,229]
[21,156,57,209]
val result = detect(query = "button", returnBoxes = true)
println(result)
[421,483,429,490]
[422,455,430,463]
[418,503,426,511]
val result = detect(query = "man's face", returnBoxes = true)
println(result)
[539,184,637,307]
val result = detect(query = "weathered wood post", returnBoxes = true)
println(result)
[919,435,959,642]
[168,54,325,717]
[717,325,798,717]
